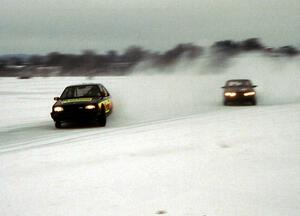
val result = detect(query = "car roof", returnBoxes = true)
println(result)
[226,79,251,82]
[66,83,104,88]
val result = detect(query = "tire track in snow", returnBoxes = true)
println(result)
[2,103,300,154]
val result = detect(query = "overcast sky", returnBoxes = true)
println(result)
[1,0,299,54]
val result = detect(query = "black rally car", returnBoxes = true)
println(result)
[222,79,257,105]
[51,84,113,128]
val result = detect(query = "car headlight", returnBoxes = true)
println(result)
[85,104,96,110]
[53,106,64,112]
[224,92,237,97]
[244,91,255,96]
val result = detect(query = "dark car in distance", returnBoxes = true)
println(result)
[222,79,257,105]
[51,84,112,128]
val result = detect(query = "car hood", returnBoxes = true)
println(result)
[53,97,97,106]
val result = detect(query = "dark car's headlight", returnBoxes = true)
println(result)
[244,91,255,96]
[85,104,96,110]
[53,106,64,112]
[224,92,237,97]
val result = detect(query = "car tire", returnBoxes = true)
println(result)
[98,106,107,127]
[251,99,257,106]
[55,121,62,128]
[223,100,229,106]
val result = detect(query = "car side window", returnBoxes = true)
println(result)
[99,85,107,97]
[103,86,110,97]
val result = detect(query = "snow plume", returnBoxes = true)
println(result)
[128,53,300,106]
[218,54,300,105]
[1,54,299,129]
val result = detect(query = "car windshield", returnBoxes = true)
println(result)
[60,85,100,99]
[226,80,251,87]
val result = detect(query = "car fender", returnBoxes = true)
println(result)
[98,98,112,113]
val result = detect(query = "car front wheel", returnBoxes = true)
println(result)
[98,106,107,127]
[55,121,62,128]
[223,100,230,106]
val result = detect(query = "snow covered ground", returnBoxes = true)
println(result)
[1,55,300,215]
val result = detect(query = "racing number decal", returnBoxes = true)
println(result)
[98,99,112,113]
[104,99,112,113]
[104,101,110,113]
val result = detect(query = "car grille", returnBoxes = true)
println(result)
[235,92,245,97]
[63,104,86,112]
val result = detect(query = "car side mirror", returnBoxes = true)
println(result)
[54,97,60,101]
[252,85,257,88]
[221,86,225,89]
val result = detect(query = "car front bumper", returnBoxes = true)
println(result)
[224,95,256,103]
[51,109,101,123]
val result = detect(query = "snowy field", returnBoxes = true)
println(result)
[1,55,300,215]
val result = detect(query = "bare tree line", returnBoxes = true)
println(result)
[0,38,299,77]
